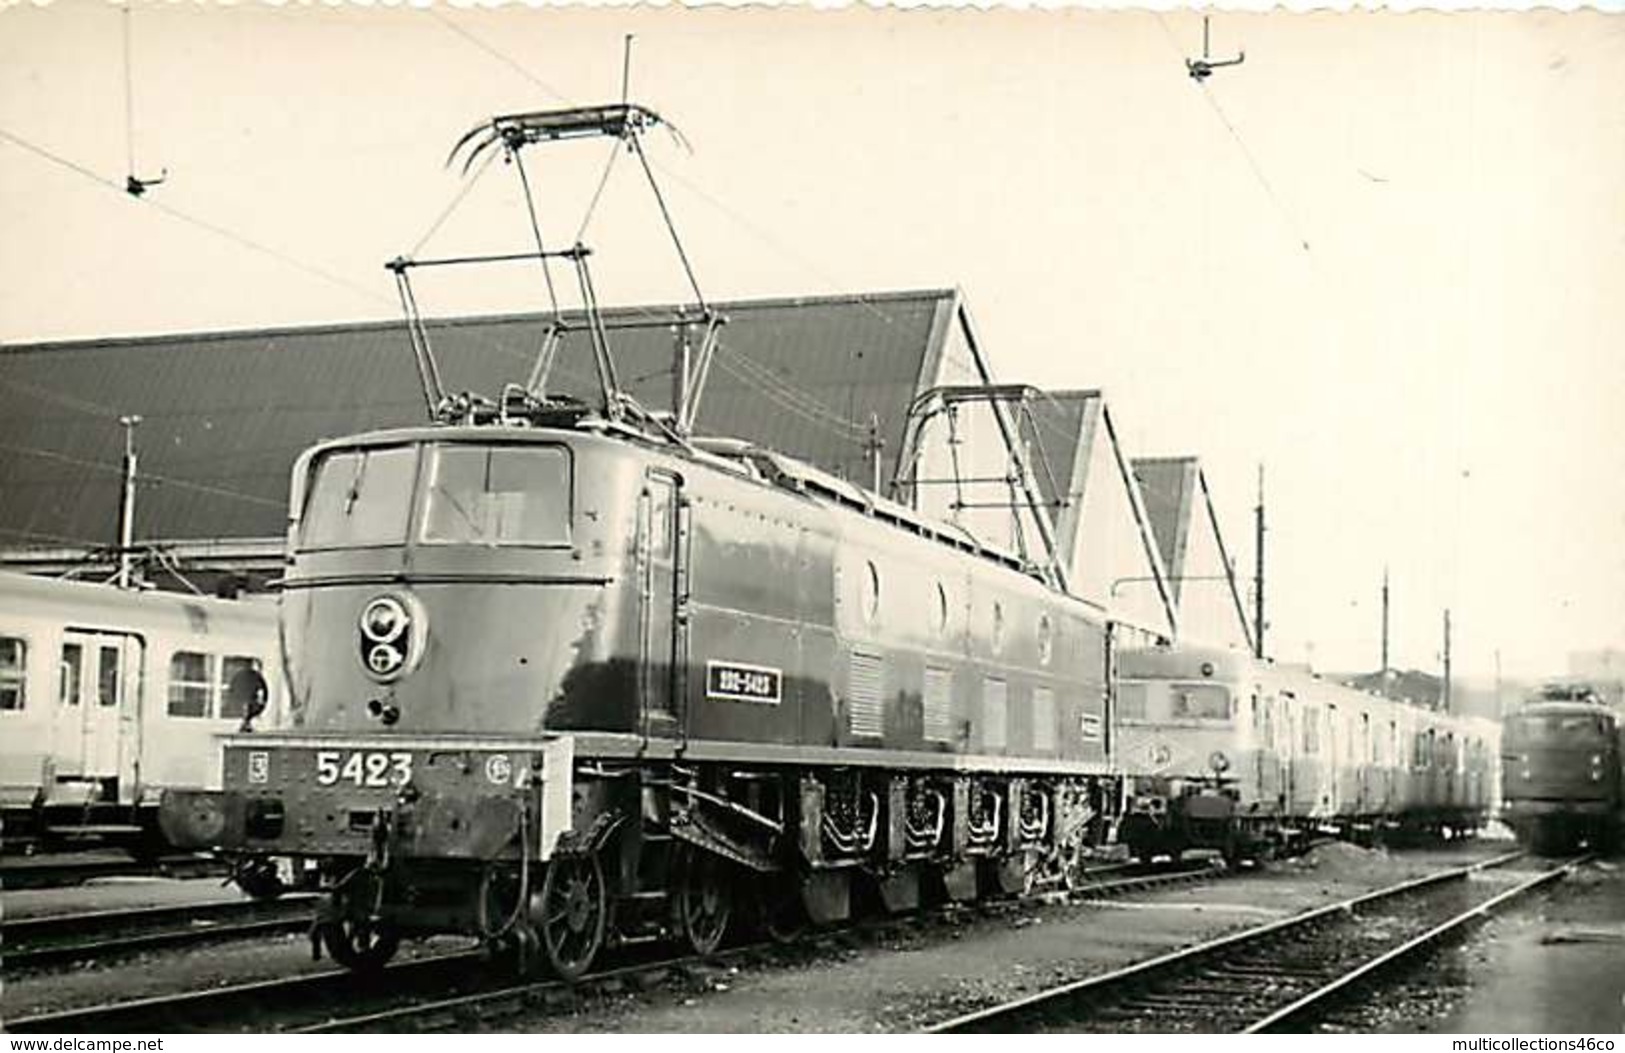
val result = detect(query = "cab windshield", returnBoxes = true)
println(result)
[421,444,572,546]
[298,442,573,550]
[300,446,416,549]
[1509,713,1611,745]
[1116,681,1231,723]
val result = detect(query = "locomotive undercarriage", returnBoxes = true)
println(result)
[293,761,1115,979]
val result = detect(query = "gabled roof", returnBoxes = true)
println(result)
[0,289,960,549]
[1131,455,1254,653]
[1023,390,1177,640]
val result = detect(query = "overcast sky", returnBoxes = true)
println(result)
[2,3,1621,680]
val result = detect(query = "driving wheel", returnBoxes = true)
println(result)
[538,852,608,981]
[677,847,733,956]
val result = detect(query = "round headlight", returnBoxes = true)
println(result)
[358,594,419,683]
[361,597,409,643]
[1209,750,1231,774]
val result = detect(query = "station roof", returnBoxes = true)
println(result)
[0,289,964,551]
[1131,455,1254,654]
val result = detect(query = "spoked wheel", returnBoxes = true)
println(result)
[538,853,608,981]
[317,869,400,972]
[677,848,734,956]
[317,912,400,972]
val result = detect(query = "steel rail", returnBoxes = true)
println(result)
[0,854,227,890]
[2,850,1297,1033]
[299,860,1236,1032]
[5,895,318,970]
[924,848,1535,1033]
[2,950,487,1033]
[1244,854,1594,1033]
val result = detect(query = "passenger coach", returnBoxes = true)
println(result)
[0,572,278,855]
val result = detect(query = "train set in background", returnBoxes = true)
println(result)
[0,572,279,859]
[1500,683,1623,855]
[1115,645,1501,863]
[137,101,1523,980]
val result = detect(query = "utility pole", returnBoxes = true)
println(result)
[1381,565,1391,681]
[1442,608,1452,713]
[116,415,141,589]
[864,413,884,496]
[1252,464,1265,659]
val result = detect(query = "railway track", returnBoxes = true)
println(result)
[0,853,227,890]
[4,856,1227,1032]
[4,895,318,971]
[927,850,1591,1033]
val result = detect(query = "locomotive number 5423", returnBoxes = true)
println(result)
[315,750,413,788]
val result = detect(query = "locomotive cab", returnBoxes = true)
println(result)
[1502,698,1621,855]
[1114,646,1254,864]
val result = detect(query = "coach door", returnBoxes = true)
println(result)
[639,472,687,743]
[55,631,137,785]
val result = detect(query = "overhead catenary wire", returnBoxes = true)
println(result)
[425,14,905,335]
[121,1,135,179]
[410,146,499,257]
[0,441,285,509]
[1151,12,1312,258]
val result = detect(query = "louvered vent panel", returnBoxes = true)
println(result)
[848,651,885,738]
[923,666,954,743]
[983,677,1008,750]
[1032,686,1056,751]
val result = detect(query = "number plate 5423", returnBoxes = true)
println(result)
[315,750,412,787]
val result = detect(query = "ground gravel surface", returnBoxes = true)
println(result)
[502,842,1504,1033]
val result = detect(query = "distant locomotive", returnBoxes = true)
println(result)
[1114,643,1500,863]
[1501,685,1623,855]
[0,572,279,863]
[160,103,1119,978]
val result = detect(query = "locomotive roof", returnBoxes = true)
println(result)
[298,422,1054,582]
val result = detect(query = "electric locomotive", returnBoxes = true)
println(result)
[160,103,1118,978]
[1502,685,1623,854]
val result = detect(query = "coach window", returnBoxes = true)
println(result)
[991,602,1006,655]
[301,446,416,549]
[168,652,213,718]
[1302,706,1320,754]
[97,646,121,707]
[0,637,25,710]
[422,445,572,546]
[59,643,83,707]
[218,656,264,719]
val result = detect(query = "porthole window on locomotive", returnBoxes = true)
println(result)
[932,582,950,635]
[860,560,881,624]
[1036,613,1054,665]
[991,601,1006,654]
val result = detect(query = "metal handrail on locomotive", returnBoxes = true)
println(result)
[1115,643,1500,864]
[159,103,1118,979]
